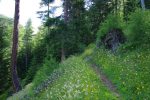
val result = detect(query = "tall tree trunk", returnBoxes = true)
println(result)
[11,0,21,92]
[123,0,125,16]
[46,0,50,57]
[64,0,69,23]
[61,0,69,62]
[48,0,50,18]
[25,41,28,71]
[120,0,125,17]
[140,0,145,10]
[47,0,50,34]
[114,0,118,14]
[61,43,65,62]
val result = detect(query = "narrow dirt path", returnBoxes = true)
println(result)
[85,57,121,99]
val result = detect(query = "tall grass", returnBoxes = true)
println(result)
[87,46,150,99]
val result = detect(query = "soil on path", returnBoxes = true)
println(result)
[85,57,121,99]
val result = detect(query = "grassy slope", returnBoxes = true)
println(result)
[84,44,150,100]
[8,56,117,100]
[8,43,150,100]
[38,57,117,100]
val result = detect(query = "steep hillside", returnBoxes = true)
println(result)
[7,42,150,100]
[8,57,118,100]
[82,44,150,99]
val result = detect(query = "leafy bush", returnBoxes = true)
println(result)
[124,9,150,48]
[21,57,42,87]
[96,14,125,43]
[32,57,59,88]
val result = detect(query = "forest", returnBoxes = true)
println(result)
[0,0,150,100]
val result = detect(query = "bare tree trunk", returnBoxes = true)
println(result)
[11,0,21,92]
[64,0,69,22]
[48,0,50,18]
[61,43,65,62]
[25,44,28,71]
[140,0,145,10]
[115,0,118,14]
[113,0,118,14]
[47,0,50,34]
[46,0,50,56]
[61,0,69,62]
[123,0,125,15]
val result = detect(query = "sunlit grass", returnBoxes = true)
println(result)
[89,47,150,99]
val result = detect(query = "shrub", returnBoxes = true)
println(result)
[21,57,42,87]
[125,9,150,48]
[96,14,125,43]
[32,57,59,88]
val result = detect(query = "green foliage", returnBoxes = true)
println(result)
[124,0,140,20]
[8,56,118,99]
[0,15,13,94]
[90,47,150,99]
[45,17,61,27]
[96,14,124,42]
[0,92,7,100]
[32,57,59,88]
[87,0,114,34]
[21,58,42,86]
[22,27,47,85]
[2,0,150,99]
[125,9,150,48]
[7,57,59,100]
[96,9,150,50]
[7,83,33,100]
[80,43,95,58]
[145,0,150,9]
[37,57,117,99]
[41,0,54,5]
[24,19,33,40]
[17,19,34,79]
[93,8,150,99]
